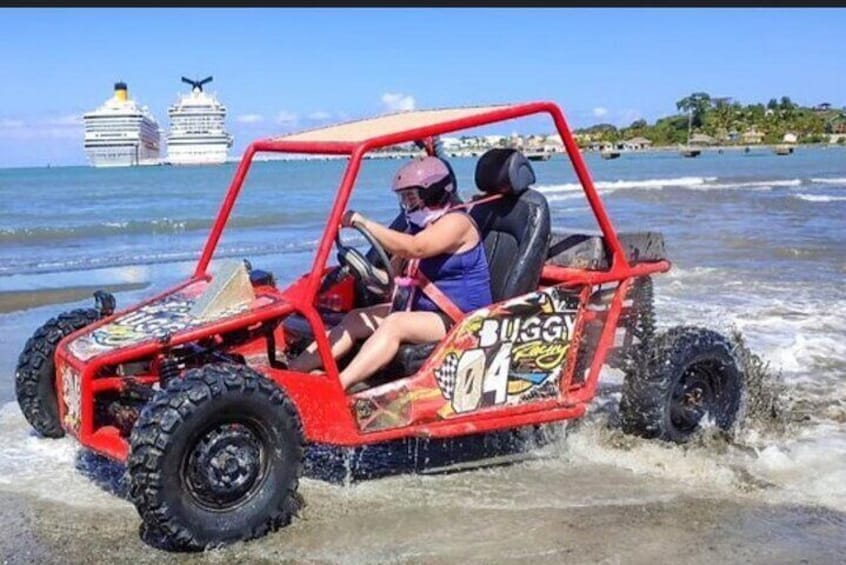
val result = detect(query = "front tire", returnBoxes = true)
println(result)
[127,363,304,551]
[15,308,100,437]
[620,326,744,443]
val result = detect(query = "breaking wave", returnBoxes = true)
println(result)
[793,193,846,202]
[810,177,846,185]
[535,176,806,195]
[0,212,324,244]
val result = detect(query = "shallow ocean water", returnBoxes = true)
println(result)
[0,146,844,562]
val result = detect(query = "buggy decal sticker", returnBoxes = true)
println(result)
[61,365,82,432]
[353,387,443,432]
[354,287,587,432]
[433,287,582,414]
[91,295,195,347]
[67,285,258,361]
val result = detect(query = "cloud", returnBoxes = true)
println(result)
[276,111,298,125]
[307,111,332,121]
[0,115,82,139]
[592,107,608,118]
[236,113,264,124]
[381,92,415,113]
[0,127,80,140]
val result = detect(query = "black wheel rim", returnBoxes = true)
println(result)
[182,420,269,511]
[669,361,720,433]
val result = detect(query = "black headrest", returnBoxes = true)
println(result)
[474,148,536,195]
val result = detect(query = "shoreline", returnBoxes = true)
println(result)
[3,142,844,169]
[363,143,841,160]
[0,282,149,315]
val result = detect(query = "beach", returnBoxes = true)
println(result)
[1,454,845,564]
[1,148,845,562]
[0,283,149,315]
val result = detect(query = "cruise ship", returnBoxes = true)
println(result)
[165,76,233,165]
[83,82,161,167]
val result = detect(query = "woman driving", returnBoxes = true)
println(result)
[287,156,492,391]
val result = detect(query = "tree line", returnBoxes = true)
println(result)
[575,92,846,146]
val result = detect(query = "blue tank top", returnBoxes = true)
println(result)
[407,210,492,315]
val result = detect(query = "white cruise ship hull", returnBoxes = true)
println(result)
[165,141,231,165]
[166,78,233,166]
[85,143,160,168]
[83,83,161,169]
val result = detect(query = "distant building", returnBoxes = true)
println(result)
[828,115,846,134]
[440,137,462,149]
[623,136,652,150]
[458,137,476,149]
[689,133,716,146]
[543,135,565,153]
[815,102,832,112]
[742,129,765,144]
[783,132,798,144]
[526,134,545,147]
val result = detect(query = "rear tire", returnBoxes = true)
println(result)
[127,363,304,551]
[620,326,744,443]
[15,308,99,438]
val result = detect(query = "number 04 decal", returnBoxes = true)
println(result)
[451,343,512,413]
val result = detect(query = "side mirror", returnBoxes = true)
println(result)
[93,290,116,318]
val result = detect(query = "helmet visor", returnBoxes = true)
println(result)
[397,187,424,212]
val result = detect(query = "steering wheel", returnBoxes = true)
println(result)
[327,221,395,300]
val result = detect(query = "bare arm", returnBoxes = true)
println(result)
[373,254,406,282]
[345,212,476,260]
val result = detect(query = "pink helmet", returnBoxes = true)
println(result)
[391,156,457,209]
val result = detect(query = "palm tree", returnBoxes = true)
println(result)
[676,92,712,128]
[711,97,734,140]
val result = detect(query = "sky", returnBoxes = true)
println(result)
[0,8,844,168]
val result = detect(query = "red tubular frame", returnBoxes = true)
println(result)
[59,101,671,460]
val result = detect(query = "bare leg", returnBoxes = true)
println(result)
[340,311,448,390]
[288,303,391,373]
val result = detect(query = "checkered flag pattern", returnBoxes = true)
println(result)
[434,352,459,399]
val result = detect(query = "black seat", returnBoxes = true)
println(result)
[388,148,551,376]
[467,148,552,302]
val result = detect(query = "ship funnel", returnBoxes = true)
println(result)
[114,81,128,102]
[181,76,213,93]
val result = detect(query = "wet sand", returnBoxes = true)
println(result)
[0,282,149,314]
[0,320,842,563]
[0,455,844,565]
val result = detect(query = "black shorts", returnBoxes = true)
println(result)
[433,310,455,332]
[391,287,455,332]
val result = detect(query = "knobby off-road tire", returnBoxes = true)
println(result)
[619,326,744,443]
[127,363,304,551]
[15,308,100,438]
[608,276,656,371]
[574,276,655,380]
[623,276,655,358]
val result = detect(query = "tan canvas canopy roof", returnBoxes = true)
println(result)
[273,104,520,144]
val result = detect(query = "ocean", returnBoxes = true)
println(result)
[0,146,844,562]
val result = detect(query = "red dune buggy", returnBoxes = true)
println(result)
[15,102,745,550]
